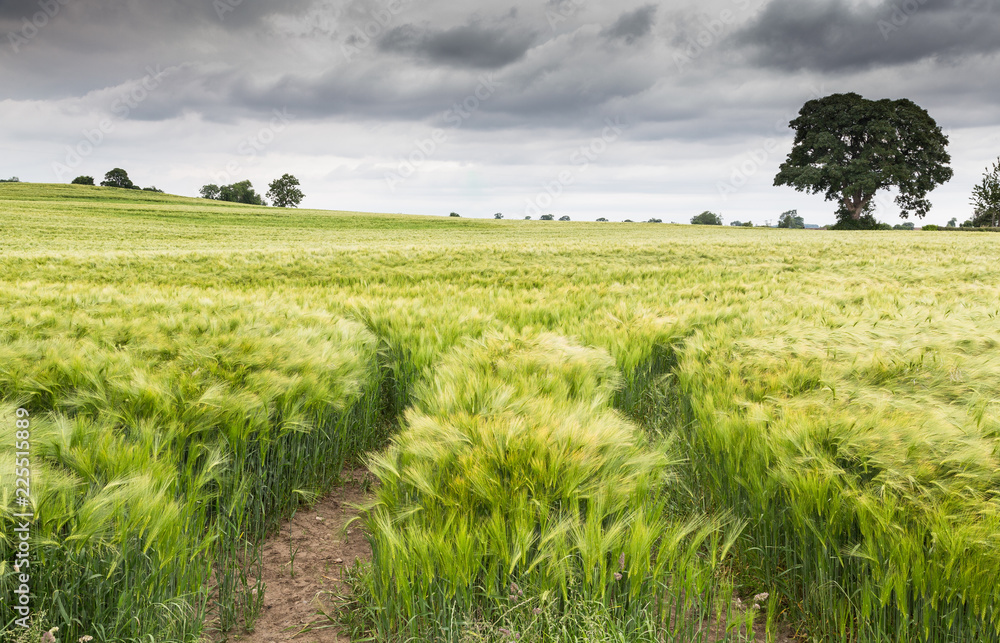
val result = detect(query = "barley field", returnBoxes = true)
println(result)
[1,183,999,642]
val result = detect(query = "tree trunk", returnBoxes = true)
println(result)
[842,193,872,220]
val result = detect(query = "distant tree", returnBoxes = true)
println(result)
[524,216,531,220]
[101,168,135,189]
[267,173,304,208]
[71,176,95,185]
[777,209,805,229]
[691,211,723,225]
[623,219,634,223]
[970,157,1000,227]
[646,218,663,223]
[730,221,743,226]
[961,219,974,228]
[559,215,571,221]
[142,186,164,193]
[200,184,221,200]
[893,222,916,230]
[775,93,953,228]
[947,217,958,228]
[450,212,461,217]
[743,221,754,227]
[540,214,555,221]
[596,217,609,222]
[218,180,265,205]
[0,176,20,183]
[494,213,503,220]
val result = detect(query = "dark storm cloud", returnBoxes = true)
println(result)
[733,0,1000,71]
[0,0,313,29]
[2,0,996,139]
[601,4,657,45]
[0,0,318,101]
[378,19,537,69]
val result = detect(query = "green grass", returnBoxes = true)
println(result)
[1,183,999,642]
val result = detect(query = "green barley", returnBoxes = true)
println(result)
[2,183,1000,642]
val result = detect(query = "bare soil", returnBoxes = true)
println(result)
[224,470,372,643]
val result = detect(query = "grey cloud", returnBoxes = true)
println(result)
[378,20,537,69]
[601,4,657,45]
[0,0,316,101]
[733,0,1000,72]
[0,0,313,29]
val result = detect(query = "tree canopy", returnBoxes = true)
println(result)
[219,180,265,205]
[267,174,304,208]
[970,157,1000,227]
[101,168,136,189]
[777,209,805,229]
[200,184,221,200]
[691,211,722,225]
[71,176,95,185]
[201,180,265,205]
[774,93,953,227]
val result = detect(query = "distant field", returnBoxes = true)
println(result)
[1,183,999,642]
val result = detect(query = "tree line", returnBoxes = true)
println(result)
[65,168,306,208]
[200,174,304,208]
[72,169,163,192]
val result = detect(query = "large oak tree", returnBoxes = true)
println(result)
[774,93,953,226]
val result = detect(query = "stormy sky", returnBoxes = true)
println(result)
[1,0,998,225]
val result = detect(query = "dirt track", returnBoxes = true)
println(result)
[226,471,371,643]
